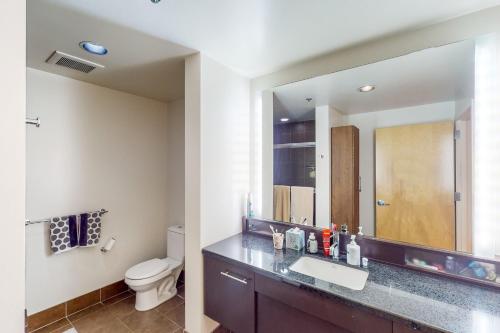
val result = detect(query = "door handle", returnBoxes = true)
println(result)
[220,271,248,285]
[377,199,391,206]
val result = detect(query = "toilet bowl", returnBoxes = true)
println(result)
[125,225,185,311]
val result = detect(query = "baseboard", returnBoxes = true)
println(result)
[27,279,129,332]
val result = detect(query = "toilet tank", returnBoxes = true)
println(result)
[167,225,185,261]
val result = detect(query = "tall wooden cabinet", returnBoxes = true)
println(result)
[331,125,359,234]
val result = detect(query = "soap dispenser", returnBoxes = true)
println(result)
[347,235,361,266]
[307,233,318,254]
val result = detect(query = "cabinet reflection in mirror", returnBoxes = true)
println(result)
[262,35,500,258]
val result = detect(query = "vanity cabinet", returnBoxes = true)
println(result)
[204,255,255,333]
[204,254,393,333]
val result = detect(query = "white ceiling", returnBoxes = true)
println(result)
[27,1,195,103]
[272,40,475,122]
[39,0,500,78]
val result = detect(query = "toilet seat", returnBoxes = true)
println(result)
[126,258,169,280]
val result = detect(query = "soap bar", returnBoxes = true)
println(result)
[286,228,305,251]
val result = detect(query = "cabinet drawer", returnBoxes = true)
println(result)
[255,273,391,333]
[204,255,255,333]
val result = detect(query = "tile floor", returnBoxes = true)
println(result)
[33,284,185,333]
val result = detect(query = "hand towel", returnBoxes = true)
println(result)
[50,215,78,254]
[79,210,103,247]
[273,185,291,222]
[291,186,314,226]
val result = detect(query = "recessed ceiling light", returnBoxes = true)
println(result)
[280,118,290,122]
[79,41,108,55]
[358,85,375,93]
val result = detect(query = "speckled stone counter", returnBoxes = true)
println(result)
[202,233,500,333]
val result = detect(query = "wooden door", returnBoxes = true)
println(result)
[375,121,455,250]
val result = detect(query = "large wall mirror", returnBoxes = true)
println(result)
[260,35,500,259]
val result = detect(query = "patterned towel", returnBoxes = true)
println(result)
[50,215,78,254]
[79,210,103,247]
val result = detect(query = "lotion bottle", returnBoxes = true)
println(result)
[346,235,361,266]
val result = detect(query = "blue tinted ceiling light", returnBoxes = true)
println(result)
[79,41,108,55]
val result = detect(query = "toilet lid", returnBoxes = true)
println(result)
[126,258,169,280]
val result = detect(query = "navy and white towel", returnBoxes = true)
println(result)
[49,215,78,254]
[79,211,103,247]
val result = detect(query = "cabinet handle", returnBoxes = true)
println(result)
[409,322,421,330]
[220,271,248,285]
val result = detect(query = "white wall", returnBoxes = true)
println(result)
[166,99,185,226]
[0,0,26,330]
[314,106,346,228]
[184,53,204,333]
[343,101,456,236]
[315,105,331,227]
[26,68,176,314]
[260,90,274,219]
[185,53,250,333]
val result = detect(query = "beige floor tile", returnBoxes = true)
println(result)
[75,318,130,333]
[165,304,185,328]
[105,295,137,320]
[71,307,129,333]
[120,309,180,333]
[155,296,184,315]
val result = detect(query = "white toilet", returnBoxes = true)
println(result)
[125,225,185,311]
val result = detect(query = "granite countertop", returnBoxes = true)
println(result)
[202,233,500,333]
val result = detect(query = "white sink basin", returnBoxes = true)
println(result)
[289,256,368,290]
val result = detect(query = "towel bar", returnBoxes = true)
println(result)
[25,209,109,226]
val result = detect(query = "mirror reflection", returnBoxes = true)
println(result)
[268,39,480,253]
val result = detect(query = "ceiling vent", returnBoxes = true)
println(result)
[46,51,104,74]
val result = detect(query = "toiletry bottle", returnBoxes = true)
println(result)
[444,256,456,273]
[356,226,364,246]
[307,233,318,254]
[246,192,254,218]
[322,229,331,256]
[339,224,349,257]
[330,224,339,260]
[347,235,361,266]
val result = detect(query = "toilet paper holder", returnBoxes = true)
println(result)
[101,237,116,253]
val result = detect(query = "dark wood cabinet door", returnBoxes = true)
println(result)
[257,294,351,333]
[255,273,392,333]
[204,255,255,333]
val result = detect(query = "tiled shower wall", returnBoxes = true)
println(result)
[273,120,315,187]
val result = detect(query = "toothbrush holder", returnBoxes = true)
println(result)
[273,233,284,250]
